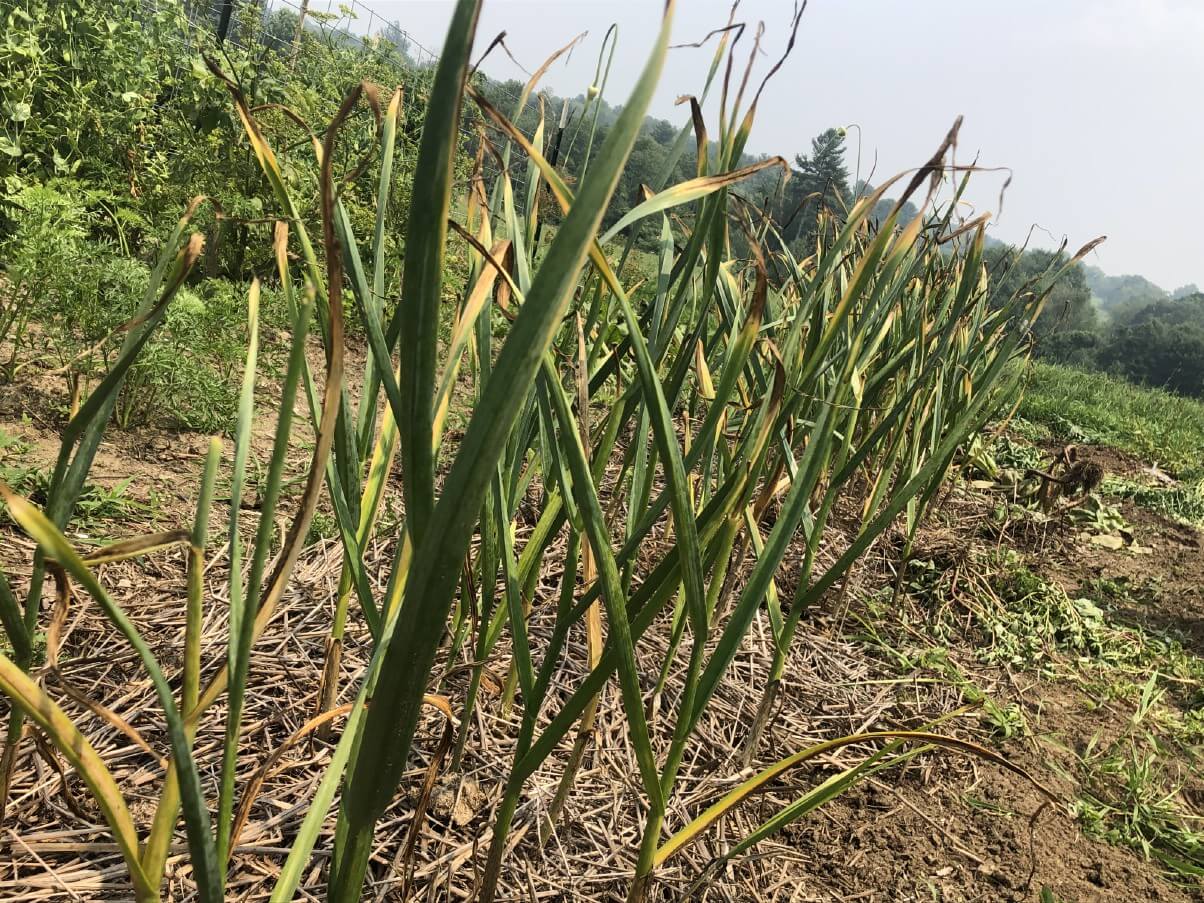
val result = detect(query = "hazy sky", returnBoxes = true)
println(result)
[362,0,1204,290]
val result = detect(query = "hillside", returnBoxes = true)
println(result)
[1085,265,1200,316]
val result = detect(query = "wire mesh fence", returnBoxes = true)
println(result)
[205,0,533,190]
[180,0,444,72]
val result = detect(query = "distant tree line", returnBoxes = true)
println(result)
[986,247,1204,399]
[454,71,1204,404]
[469,80,922,262]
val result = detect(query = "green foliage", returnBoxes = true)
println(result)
[1,180,147,382]
[113,284,244,432]
[1040,294,1204,401]
[1097,307,1204,399]
[0,0,428,429]
[980,553,1112,668]
[976,694,1028,740]
[1084,264,1169,319]
[993,436,1046,473]
[0,0,428,269]
[906,550,1199,681]
[1018,361,1204,471]
[1073,744,1204,878]
[781,127,851,249]
[0,459,141,534]
[986,245,1098,336]
[1105,474,1204,529]
[1036,328,1103,369]
[1007,416,1051,443]
[305,509,340,546]
[0,1,429,267]
[982,245,1204,401]
[0,180,88,375]
[1030,264,1204,401]
[1,181,249,430]
[1065,496,1129,535]
[1122,292,1204,328]
[1,0,184,187]
[964,432,1045,482]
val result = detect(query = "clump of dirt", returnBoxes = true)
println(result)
[430,775,489,827]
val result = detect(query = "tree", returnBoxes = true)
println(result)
[1098,320,1204,398]
[985,246,1098,337]
[1123,293,1204,328]
[1083,265,1167,320]
[782,127,850,249]
[1038,329,1102,369]
[649,118,676,146]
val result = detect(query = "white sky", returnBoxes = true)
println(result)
[361,0,1204,291]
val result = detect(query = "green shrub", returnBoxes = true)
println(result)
[2,181,246,430]
[0,181,91,375]
[114,284,242,433]
[1036,328,1101,369]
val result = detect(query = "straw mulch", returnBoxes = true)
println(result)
[0,484,1014,902]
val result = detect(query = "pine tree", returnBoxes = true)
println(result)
[785,127,850,246]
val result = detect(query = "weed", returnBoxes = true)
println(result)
[964,433,1044,483]
[0,181,88,376]
[1081,575,1161,607]
[979,695,1029,740]
[976,553,1109,669]
[0,461,142,534]
[1008,416,1052,444]
[1066,496,1130,535]
[1105,475,1204,530]
[1074,744,1204,877]
[305,509,340,545]
[113,284,244,433]
[0,427,29,459]
[901,550,1201,689]
[993,436,1047,474]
